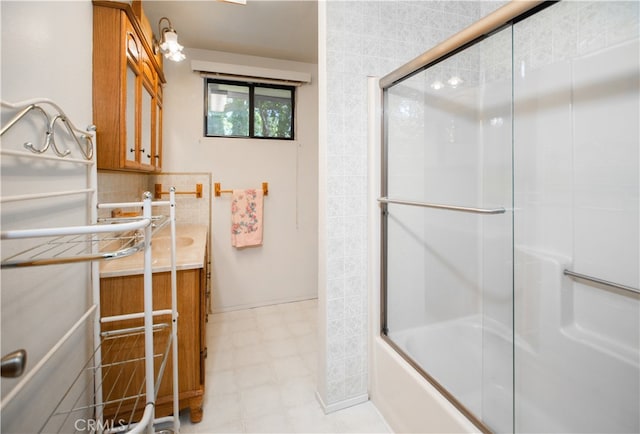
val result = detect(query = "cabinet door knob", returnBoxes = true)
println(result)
[140,148,145,153]
[129,148,135,153]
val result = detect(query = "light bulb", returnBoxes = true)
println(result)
[160,30,184,56]
[167,50,186,62]
[430,80,444,90]
[447,75,463,88]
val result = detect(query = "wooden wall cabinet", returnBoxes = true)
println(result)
[100,266,207,423]
[93,1,165,172]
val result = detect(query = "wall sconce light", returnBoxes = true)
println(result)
[157,17,186,62]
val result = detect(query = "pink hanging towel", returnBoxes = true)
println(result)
[231,188,264,248]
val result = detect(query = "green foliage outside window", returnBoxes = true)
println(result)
[205,79,294,139]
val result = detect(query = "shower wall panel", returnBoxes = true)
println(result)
[513,2,639,432]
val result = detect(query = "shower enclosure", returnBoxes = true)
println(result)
[379,2,639,432]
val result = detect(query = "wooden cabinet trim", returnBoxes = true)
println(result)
[94,1,164,172]
[93,0,166,83]
[93,6,124,170]
[125,32,139,61]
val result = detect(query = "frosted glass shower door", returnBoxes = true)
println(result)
[382,26,514,432]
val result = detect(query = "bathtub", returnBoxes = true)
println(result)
[374,247,640,433]
[390,315,512,431]
[99,224,208,278]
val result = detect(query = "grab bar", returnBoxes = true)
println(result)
[564,269,640,296]
[378,197,505,215]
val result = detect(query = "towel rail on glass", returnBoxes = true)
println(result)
[563,269,640,296]
[377,197,505,215]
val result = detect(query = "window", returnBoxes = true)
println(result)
[205,78,294,139]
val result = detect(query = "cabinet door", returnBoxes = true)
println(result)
[100,269,202,417]
[199,266,207,385]
[94,3,165,172]
[125,62,138,166]
[140,81,154,168]
[124,29,140,168]
[140,58,155,169]
[154,85,163,171]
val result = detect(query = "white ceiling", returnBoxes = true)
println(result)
[142,0,318,64]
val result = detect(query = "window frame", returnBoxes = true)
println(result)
[204,78,295,140]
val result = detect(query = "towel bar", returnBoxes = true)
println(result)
[154,183,202,199]
[214,182,268,197]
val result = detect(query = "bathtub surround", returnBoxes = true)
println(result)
[512,3,639,431]
[372,1,639,432]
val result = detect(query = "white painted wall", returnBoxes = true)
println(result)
[0,1,94,432]
[160,48,318,311]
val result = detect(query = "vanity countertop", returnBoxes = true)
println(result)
[99,224,208,278]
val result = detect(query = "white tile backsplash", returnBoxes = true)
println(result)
[151,172,211,227]
[97,171,212,228]
[97,171,150,219]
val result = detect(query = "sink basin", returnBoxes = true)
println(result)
[99,224,208,278]
[152,236,194,251]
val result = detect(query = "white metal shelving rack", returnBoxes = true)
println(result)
[0,99,179,434]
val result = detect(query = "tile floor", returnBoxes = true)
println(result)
[178,299,391,433]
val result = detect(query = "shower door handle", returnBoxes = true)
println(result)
[378,197,505,215]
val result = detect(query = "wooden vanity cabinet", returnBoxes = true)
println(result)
[93,1,165,172]
[100,266,207,423]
